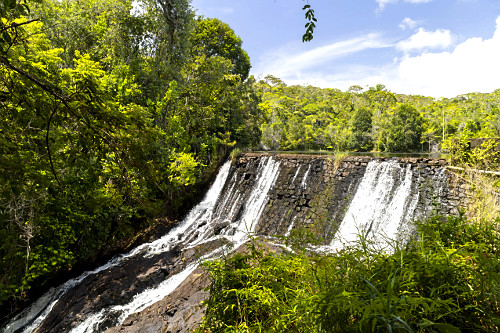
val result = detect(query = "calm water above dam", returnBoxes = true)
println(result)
[256,151,450,159]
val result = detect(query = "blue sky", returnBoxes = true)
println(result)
[191,0,500,98]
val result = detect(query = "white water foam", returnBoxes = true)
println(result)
[69,262,199,333]
[232,157,281,242]
[291,165,302,184]
[330,160,419,251]
[301,165,311,188]
[285,216,298,237]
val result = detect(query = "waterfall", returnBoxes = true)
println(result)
[2,155,453,333]
[231,157,281,241]
[3,161,232,333]
[330,160,419,251]
[301,165,311,188]
[291,165,302,184]
[2,157,283,333]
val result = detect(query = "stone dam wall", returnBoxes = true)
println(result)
[220,153,466,244]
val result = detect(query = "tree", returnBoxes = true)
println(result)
[190,17,251,80]
[348,108,373,151]
[34,0,194,103]
[380,104,423,152]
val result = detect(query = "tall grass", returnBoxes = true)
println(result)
[331,151,349,174]
[198,214,500,332]
[460,169,500,222]
[230,148,243,162]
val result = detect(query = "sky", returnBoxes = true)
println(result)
[190,0,500,98]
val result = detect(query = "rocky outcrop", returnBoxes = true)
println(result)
[104,266,209,333]
[35,248,183,333]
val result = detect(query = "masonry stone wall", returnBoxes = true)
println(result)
[235,154,467,244]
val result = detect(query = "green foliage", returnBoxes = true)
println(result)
[256,80,500,154]
[191,17,251,80]
[168,151,202,186]
[0,0,260,311]
[230,147,243,162]
[199,241,318,332]
[199,215,500,332]
[0,0,42,54]
[348,108,373,151]
[379,104,423,152]
[302,4,317,42]
[257,78,354,151]
[33,0,194,103]
[447,136,500,170]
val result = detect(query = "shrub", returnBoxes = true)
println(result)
[199,215,500,332]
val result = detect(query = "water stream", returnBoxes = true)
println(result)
[330,160,419,250]
[3,160,233,333]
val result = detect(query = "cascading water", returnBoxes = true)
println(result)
[231,157,281,241]
[2,157,283,333]
[329,160,441,251]
[2,155,453,333]
[301,165,311,188]
[2,161,232,333]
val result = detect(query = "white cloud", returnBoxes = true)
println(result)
[376,0,398,12]
[255,16,500,98]
[394,18,500,97]
[254,33,391,79]
[397,28,453,52]
[399,17,418,30]
[376,0,433,12]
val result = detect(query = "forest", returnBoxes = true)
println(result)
[0,0,499,328]
[0,0,260,313]
[256,78,500,154]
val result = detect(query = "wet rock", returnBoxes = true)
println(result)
[105,266,210,333]
[35,247,181,333]
[213,221,229,235]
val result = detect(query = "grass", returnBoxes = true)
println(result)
[198,214,500,333]
[331,151,349,174]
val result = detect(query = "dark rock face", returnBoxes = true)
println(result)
[227,154,464,244]
[35,248,182,333]
[104,266,209,333]
[254,155,368,242]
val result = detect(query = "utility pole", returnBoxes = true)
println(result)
[442,107,446,142]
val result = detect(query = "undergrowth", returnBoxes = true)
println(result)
[198,214,500,332]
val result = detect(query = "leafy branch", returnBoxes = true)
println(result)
[302,3,317,42]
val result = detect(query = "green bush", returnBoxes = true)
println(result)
[447,136,500,171]
[199,215,500,332]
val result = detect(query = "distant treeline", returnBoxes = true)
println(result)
[255,77,500,153]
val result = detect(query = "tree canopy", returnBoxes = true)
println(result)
[255,79,500,153]
[191,17,251,80]
[0,0,261,310]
